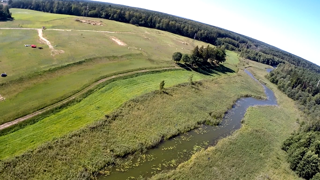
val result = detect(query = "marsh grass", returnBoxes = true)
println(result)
[151,60,303,180]
[0,69,265,179]
[0,68,231,160]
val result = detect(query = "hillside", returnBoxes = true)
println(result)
[0,2,318,180]
[8,0,320,73]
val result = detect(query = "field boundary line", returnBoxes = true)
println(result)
[0,27,134,34]
[0,67,179,130]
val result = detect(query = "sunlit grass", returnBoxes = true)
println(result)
[0,67,268,179]
[225,50,239,65]
[0,55,164,124]
[0,8,210,83]
[151,60,302,180]
[0,69,228,160]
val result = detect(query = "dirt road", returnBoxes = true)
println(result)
[37,29,53,49]
[37,29,64,56]
[0,67,178,131]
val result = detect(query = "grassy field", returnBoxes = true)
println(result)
[151,60,303,180]
[0,8,209,83]
[0,65,268,179]
[0,29,53,81]
[0,8,298,180]
[0,8,212,125]
[225,50,239,65]
[0,7,216,128]
[0,67,237,160]
[0,54,169,124]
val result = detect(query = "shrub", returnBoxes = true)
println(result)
[296,151,320,179]
[172,52,182,63]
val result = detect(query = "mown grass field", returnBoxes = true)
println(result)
[0,8,212,126]
[0,54,168,124]
[0,8,209,83]
[0,65,268,179]
[151,60,303,180]
[0,67,238,160]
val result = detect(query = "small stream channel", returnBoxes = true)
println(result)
[99,69,277,180]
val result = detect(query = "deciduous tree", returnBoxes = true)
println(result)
[172,52,182,63]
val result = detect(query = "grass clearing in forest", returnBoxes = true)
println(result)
[0,67,268,179]
[151,60,302,180]
[225,50,239,65]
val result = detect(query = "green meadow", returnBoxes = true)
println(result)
[0,68,235,160]
[152,60,303,180]
[0,8,210,125]
[0,65,268,179]
[0,8,304,180]
[0,8,209,83]
[0,54,168,124]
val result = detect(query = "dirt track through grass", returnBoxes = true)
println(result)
[0,68,266,179]
[0,67,178,131]
[0,68,231,160]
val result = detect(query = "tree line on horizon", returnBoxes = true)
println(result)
[7,0,320,73]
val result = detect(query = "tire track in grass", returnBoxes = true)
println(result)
[0,67,178,131]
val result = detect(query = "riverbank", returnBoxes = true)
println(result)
[98,69,277,180]
[0,68,265,179]
[151,60,302,180]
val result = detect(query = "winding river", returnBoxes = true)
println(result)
[99,69,277,180]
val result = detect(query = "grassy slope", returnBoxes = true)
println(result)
[0,8,209,83]
[0,54,166,124]
[151,60,302,180]
[0,68,229,160]
[225,50,239,65]
[0,64,266,180]
[0,8,210,124]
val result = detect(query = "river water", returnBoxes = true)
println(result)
[99,69,277,180]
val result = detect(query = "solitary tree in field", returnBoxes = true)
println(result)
[182,54,190,64]
[159,80,165,93]
[172,52,182,63]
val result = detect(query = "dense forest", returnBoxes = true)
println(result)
[8,0,320,73]
[0,3,11,20]
[268,64,320,180]
[268,64,320,127]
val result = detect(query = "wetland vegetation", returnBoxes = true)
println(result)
[0,2,319,180]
